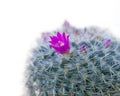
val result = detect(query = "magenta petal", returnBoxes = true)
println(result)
[51,36,59,42]
[62,32,66,40]
[57,32,62,38]
[49,40,57,45]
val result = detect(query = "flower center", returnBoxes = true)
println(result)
[58,41,64,47]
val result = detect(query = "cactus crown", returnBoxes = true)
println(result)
[25,21,120,96]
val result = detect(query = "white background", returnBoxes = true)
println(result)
[0,0,120,96]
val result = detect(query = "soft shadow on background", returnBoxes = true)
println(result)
[0,0,120,96]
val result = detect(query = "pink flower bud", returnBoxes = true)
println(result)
[80,44,87,52]
[63,20,70,27]
[103,39,111,47]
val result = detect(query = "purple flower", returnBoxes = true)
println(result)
[63,20,70,27]
[80,44,87,52]
[49,32,70,54]
[41,32,51,42]
[103,39,111,47]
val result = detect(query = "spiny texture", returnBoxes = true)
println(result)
[25,22,120,96]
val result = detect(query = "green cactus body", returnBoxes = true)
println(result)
[25,22,120,96]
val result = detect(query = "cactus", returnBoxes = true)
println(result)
[25,21,120,96]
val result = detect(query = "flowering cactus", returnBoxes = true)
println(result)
[25,21,120,96]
